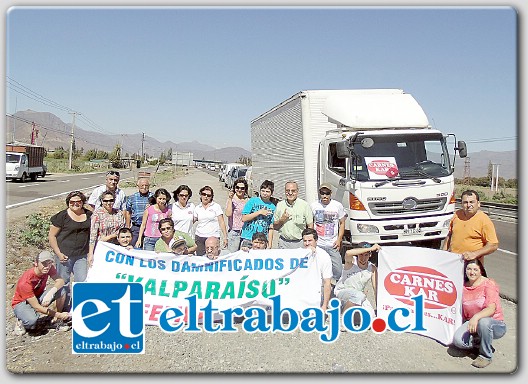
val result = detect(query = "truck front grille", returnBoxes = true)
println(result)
[369,197,447,216]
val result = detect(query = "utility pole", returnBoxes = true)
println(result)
[463,157,471,185]
[68,112,80,170]
[490,163,501,193]
[141,132,145,163]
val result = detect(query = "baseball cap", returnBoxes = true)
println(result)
[319,183,333,193]
[171,235,187,249]
[358,242,373,249]
[38,250,54,263]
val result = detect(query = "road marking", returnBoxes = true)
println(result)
[6,184,101,209]
[81,177,90,180]
[499,248,517,256]
[59,180,71,183]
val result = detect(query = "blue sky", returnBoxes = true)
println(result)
[5,6,517,154]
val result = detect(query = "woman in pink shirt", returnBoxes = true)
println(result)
[452,259,507,368]
[136,188,172,251]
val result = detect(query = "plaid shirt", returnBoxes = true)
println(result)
[89,207,126,245]
[126,191,154,225]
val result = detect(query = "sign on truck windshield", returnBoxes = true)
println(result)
[352,135,451,181]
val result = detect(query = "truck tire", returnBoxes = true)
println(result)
[30,173,37,181]
[20,172,28,183]
[41,170,46,177]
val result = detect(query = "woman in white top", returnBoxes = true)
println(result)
[171,185,195,235]
[193,186,228,256]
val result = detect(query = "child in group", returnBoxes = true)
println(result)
[240,180,276,249]
[117,227,134,250]
[334,242,381,322]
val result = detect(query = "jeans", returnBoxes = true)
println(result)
[54,253,88,285]
[452,317,507,359]
[320,245,343,281]
[13,287,66,330]
[130,224,141,246]
[278,237,303,249]
[227,230,242,253]
[143,236,158,251]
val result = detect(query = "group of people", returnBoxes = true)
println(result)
[11,168,507,369]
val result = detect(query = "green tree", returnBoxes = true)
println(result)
[109,144,122,168]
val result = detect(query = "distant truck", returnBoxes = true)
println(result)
[6,143,47,182]
[251,89,467,249]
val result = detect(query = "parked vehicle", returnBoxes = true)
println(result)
[6,143,47,182]
[251,89,467,249]
[226,166,249,190]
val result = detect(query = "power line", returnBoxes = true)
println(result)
[6,76,119,136]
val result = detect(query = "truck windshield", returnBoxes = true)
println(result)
[6,153,21,163]
[351,133,451,181]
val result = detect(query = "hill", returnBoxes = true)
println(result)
[6,110,250,163]
[453,150,517,180]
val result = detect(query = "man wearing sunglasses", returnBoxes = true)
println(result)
[311,183,347,283]
[86,170,127,213]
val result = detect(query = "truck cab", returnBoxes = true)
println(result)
[319,128,467,249]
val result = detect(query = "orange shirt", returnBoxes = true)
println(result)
[448,210,498,254]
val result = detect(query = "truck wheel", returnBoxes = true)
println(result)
[21,173,28,183]
[30,173,37,181]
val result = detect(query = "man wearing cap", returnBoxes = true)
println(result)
[125,177,153,246]
[311,183,347,282]
[86,170,127,213]
[11,251,71,336]
[273,181,314,249]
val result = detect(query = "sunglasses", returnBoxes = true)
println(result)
[106,171,120,177]
[201,193,212,197]
[319,191,331,195]
[69,200,83,206]
[235,186,246,190]
[160,227,173,232]
[102,199,115,203]
[178,193,189,198]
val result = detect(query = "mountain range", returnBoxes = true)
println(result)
[6,110,517,179]
[6,110,251,164]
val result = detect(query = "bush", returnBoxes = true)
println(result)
[19,213,50,248]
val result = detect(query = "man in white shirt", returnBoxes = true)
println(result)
[302,228,333,312]
[311,183,347,283]
[86,170,127,213]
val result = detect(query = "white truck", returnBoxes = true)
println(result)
[6,143,47,182]
[251,89,467,249]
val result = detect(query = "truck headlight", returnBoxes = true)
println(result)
[443,219,451,227]
[357,224,379,233]
[14,166,19,171]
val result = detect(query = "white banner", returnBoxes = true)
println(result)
[86,242,322,326]
[377,246,464,345]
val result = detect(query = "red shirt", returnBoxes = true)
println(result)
[11,266,57,308]
[462,278,504,321]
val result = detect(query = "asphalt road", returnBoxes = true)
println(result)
[5,165,161,208]
[4,167,518,302]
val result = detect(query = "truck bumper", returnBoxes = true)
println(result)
[348,212,453,244]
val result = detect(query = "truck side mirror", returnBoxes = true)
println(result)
[457,141,467,158]
[336,141,350,159]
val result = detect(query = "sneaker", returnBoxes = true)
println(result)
[47,319,71,332]
[13,318,26,336]
[471,356,491,368]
